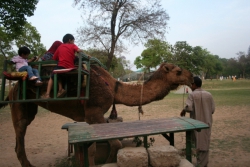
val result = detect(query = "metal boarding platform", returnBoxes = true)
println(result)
[0,53,106,104]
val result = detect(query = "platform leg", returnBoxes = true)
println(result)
[22,80,26,100]
[53,74,58,99]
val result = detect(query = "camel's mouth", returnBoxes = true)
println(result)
[186,82,192,88]
[170,79,192,90]
[170,84,179,90]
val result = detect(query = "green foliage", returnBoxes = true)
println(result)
[219,52,250,79]
[191,46,207,73]
[202,54,223,79]
[170,41,205,74]
[0,27,15,58]
[134,39,250,78]
[220,58,240,77]
[134,39,171,72]
[111,56,131,78]
[85,48,133,78]
[0,22,46,74]
[236,51,250,78]
[15,22,46,57]
[0,27,16,73]
[0,0,38,37]
[85,48,118,69]
[135,40,215,75]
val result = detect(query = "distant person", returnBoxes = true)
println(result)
[11,46,43,86]
[232,76,236,81]
[180,76,215,167]
[41,34,84,99]
[40,41,62,61]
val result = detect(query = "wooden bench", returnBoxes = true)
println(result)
[61,122,89,157]
[67,117,209,167]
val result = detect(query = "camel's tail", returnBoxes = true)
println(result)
[0,96,9,109]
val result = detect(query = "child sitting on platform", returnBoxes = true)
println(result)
[41,34,84,99]
[12,46,43,86]
[40,40,62,61]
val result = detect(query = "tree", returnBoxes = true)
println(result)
[0,0,38,37]
[0,27,15,59]
[191,46,207,73]
[0,27,16,74]
[111,56,131,78]
[202,54,223,79]
[74,0,169,70]
[85,48,131,78]
[0,23,46,74]
[237,51,249,78]
[170,41,206,74]
[85,48,118,70]
[170,41,192,69]
[213,55,223,79]
[134,39,171,72]
[15,22,46,57]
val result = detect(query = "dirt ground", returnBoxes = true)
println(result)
[0,101,250,167]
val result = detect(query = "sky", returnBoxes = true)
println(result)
[27,0,250,69]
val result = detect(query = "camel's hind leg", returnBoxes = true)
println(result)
[10,102,38,167]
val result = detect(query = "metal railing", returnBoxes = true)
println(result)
[0,53,106,104]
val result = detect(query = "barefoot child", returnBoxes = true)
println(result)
[12,46,43,86]
[41,34,84,98]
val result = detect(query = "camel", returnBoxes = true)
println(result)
[0,63,193,167]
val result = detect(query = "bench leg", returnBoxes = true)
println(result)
[186,131,192,162]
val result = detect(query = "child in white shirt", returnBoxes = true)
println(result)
[12,46,43,86]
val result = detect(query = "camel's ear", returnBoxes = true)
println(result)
[163,65,170,73]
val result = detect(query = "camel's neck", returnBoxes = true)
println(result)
[114,80,171,106]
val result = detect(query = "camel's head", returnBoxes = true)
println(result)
[147,63,193,90]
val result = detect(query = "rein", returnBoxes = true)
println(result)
[183,85,186,108]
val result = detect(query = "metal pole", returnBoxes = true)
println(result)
[77,54,82,98]
[0,60,7,101]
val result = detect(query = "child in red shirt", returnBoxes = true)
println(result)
[41,34,83,99]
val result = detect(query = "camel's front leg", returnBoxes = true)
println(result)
[11,102,37,167]
[14,119,35,167]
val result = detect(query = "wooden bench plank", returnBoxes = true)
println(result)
[68,117,208,144]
